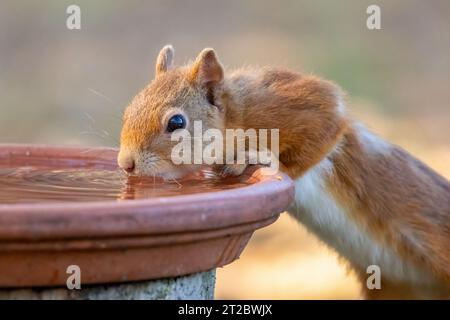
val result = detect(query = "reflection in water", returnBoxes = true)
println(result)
[0,165,252,204]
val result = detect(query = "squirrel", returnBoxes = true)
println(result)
[118,45,450,299]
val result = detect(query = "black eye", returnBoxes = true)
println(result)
[166,114,186,132]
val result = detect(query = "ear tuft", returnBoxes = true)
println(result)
[155,45,175,77]
[189,48,224,86]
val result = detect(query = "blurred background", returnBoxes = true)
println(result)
[0,0,449,299]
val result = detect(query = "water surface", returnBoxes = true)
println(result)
[0,165,252,204]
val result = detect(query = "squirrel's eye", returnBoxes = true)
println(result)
[166,114,186,133]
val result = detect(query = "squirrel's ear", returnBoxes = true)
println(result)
[189,48,223,86]
[155,45,174,77]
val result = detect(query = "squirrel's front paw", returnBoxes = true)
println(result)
[220,164,248,177]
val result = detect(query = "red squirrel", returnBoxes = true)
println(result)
[118,45,450,299]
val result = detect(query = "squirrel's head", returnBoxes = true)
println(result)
[118,45,225,178]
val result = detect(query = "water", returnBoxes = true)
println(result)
[0,165,253,204]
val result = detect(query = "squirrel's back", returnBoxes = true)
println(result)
[223,66,450,298]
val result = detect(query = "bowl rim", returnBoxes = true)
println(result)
[0,143,294,240]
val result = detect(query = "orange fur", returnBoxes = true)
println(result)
[119,46,450,298]
[328,128,450,298]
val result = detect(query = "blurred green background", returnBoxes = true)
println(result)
[0,0,449,299]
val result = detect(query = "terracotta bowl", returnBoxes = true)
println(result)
[0,144,294,288]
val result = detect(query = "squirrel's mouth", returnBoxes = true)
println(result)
[128,161,203,181]
[118,147,206,180]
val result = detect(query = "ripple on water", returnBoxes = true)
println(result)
[0,165,252,204]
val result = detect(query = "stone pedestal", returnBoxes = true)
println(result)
[0,270,215,300]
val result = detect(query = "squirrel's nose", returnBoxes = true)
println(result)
[123,160,135,173]
[118,155,135,174]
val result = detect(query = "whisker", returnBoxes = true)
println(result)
[79,131,119,147]
[88,88,115,104]
[79,147,99,154]
[170,177,182,188]
[84,112,96,124]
